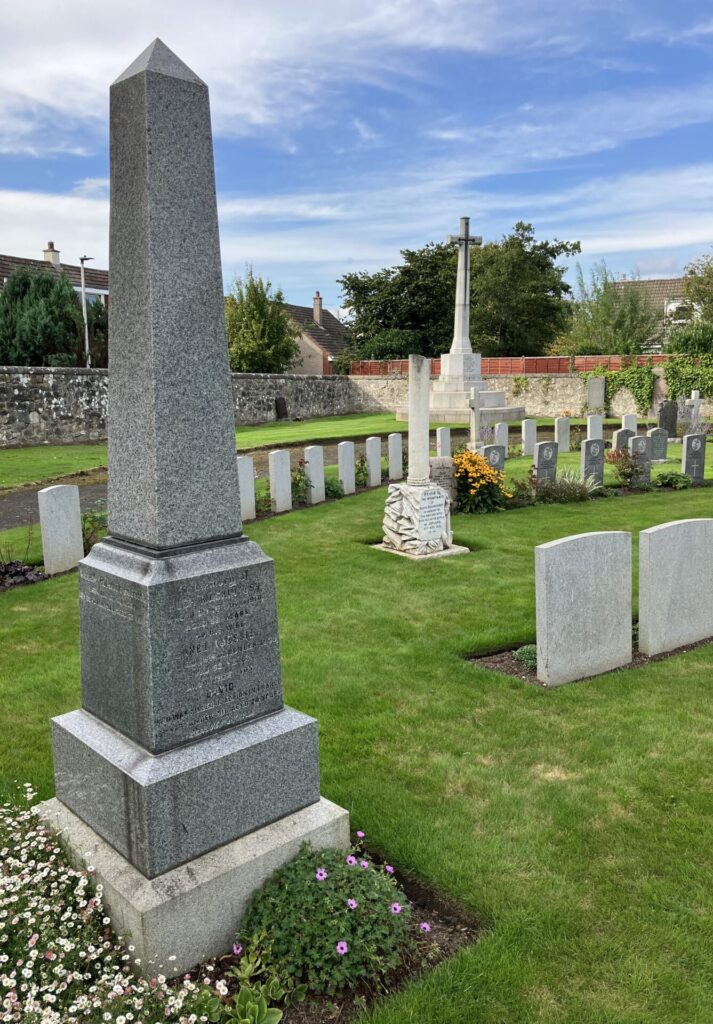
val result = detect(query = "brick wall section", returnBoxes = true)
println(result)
[0,366,692,448]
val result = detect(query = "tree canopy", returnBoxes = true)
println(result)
[556,262,660,356]
[338,222,580,359]
[0,268,107,367]
[225,269,301,374]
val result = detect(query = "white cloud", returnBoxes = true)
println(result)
[0,0,678,154]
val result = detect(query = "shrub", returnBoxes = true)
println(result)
[325,477,345,499]
[291,459,310,505]
[355,454,368,488]
[654,471,692,490]
[255,490,271,517]
[80,499,107,555]
[513,644,537,671]
[535,470,599,504]
[605,447,644,488]
[453,449,512,513]
[507,475,537,508]
[237,842,415,998]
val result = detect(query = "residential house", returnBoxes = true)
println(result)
[0,242,109,305]
[283,292,348,374]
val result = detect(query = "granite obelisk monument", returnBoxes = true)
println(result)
[40,39,348,975]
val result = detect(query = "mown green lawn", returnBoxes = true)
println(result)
[2,483,713,1023]
[0,413,468,491]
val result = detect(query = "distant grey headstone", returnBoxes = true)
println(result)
[628,435,652,485]
[493,421,509,454]
[37,484,84,575]
[587,376,605,411]
[275,396,289,420]
[622,414,637,433]
[435,427,451,458]
[682,433,706,484]
[429,456,457,503]
[387,432,404,481]
[612,427,634,451]
[647,427,668,462]
[481,444,506,472]
[639,519,713,656]
[554,416,570,453]
[580,438,604,487]
[535,441,558,484]
[587,414,603,441]
[522,418,536,457]
[236,455,256,521]
[536,531,632,686]
[658,400,677,435]
[365,436,382,487]
[304,445,325,503]
[338,441,355,494]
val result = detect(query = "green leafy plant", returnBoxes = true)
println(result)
[355,453,368,488]
[512,375,529,398]
[580,365,656,416]
[255,491,271,517]
[80,499,107,555]
[605,447,643,489]
[291,459,311,506]
[325,477,345,499]
[535,470,599,504]
[513,644,537,671]
[654,471,692,490]
[237,841,415,997]
[194,983,283,1023]
[664,354,713,403]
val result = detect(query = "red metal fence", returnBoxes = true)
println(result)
[350,355,671,376]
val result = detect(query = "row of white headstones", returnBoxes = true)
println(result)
[36,431,460,575]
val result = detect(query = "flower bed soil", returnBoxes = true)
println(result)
[471,636,713,687]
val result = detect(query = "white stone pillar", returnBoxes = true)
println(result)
[387,433,403,480]
[493,422,508,454]
[338,441,355,495]
[268,450,292,512]
[587,414,603,441]
[522,418,536,457]
[554,416,570,453]
[407,354,431,485]
[304,445,325,504]
[236,456,256,522]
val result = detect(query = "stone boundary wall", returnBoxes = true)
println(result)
[0,367,408,447]
[1,365,699,448]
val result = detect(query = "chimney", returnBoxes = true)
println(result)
[43,241,60,266]
[313,290,323,326]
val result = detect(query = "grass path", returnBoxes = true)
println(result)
[2,486,713,1022]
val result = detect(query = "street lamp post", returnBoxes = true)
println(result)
[79,255,93,368]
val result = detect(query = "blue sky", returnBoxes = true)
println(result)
[2,0,713,312]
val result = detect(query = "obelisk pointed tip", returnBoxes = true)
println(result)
[113,38,205,87]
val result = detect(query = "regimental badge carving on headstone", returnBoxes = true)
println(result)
[581,438,604,487]
[481,444,505,471]
[535,441,558,484]
[628,435,652,485]
[682,433,706,484]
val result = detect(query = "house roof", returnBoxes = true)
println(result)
[612,277,686,315]
[0,253,109,292]
[283,302,349,359]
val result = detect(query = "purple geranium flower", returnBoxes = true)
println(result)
[356,830,365,838]
[232,943,243,956]
[315,868,328,881]
[346,855,357,866]
[384,865,394,874]
[336,940,349,956]
[390,902,402,914]
[347,898,358,910]
[419,922,431,933]
[359,859,369,870]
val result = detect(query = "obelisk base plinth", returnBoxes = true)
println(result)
[380,483,462,557]
[37,796,349,978]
